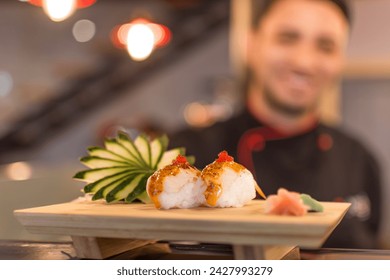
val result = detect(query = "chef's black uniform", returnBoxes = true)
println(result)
[169,109,382,249]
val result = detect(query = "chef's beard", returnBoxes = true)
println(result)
[263,86,310,118]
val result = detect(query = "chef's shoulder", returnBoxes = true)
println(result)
[320,124,380,171]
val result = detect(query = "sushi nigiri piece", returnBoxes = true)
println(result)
[146,155,206,209]
[265,188,308,216]
[201,151,265,208]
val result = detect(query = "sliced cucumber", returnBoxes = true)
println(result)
[157,147,185,169]
[80,156,129,169]
[117,132,147,167]
[73,167,138,183]
[104,139,142,166]
[92,182,119,201]
[125,178,148,203]
[134,134,151,166]
[150,135,168,169]
[185,155,196,165]
[136,191,152,204]
[87,146,130,162]
[84,170,137,194]
[106,173,146,203]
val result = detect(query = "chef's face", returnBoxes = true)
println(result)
[248,0,349,116]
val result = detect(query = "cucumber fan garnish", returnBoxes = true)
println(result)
[73,131,194,203]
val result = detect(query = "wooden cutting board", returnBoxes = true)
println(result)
[14,200,350,250]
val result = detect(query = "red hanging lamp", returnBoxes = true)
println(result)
[28,0,96,8]
[27,0,96,22]
[110,18,172,61]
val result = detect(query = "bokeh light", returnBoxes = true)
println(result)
[0,71,13,98]
[5,162,33,181]
[184,102,214,128]
[42,0,76,22]
[26,0,96,22]
[72,19,96,42]
[126,23,155,61]
[149,23,171,47]
[111,18,172,61]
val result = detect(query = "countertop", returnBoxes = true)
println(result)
[1,240,390,260]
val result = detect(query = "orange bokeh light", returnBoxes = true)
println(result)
[111,18,171,50]
[28,0,96,8]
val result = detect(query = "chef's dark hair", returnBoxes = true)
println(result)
[251,0,351,29]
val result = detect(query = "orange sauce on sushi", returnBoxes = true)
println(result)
[148,158,199,209]
[201,160,245,206]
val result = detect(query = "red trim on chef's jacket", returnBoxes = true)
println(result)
[237,122,320,177]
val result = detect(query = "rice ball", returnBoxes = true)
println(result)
[201,151,257,208]
[147,155,206,209]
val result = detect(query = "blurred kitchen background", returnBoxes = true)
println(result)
[1,0,390,247]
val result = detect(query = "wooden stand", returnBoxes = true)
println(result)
[70,237,299,260]
[69,237,300,259]
[14,200,350,260]
[71,237,154,259]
